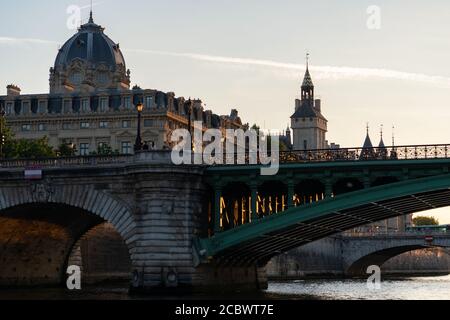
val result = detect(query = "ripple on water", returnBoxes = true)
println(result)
[266,275,450,300]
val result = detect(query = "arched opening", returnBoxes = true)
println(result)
[67,222,132,285]
[346,245,428,277]
[333,178,364,196]
[294,180,325,206]
[221,182,251,230]
[382,247,450,276]
[0,203,132,288]
[257,181,288,217]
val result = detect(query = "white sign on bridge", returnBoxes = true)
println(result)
[24,167,43,180]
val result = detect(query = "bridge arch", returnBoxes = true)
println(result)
[0,184,137,287]
[199,173,450,265]
[345,245,436,277]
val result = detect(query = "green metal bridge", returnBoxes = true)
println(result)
[195,144,450,266]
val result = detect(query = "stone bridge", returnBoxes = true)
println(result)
[342,234,450,276]
[0,146,450,292]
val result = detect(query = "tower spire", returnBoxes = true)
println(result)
[89,0,94,23]
[301,53,314,100]
[306,52,310,70]
[392,125,395,147]
[378,124,386,149]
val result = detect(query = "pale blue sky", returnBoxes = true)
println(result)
[1,0,450,222]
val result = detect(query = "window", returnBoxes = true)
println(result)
[303,140,308,150]
[38,101,46,114]
[21,124,31,132]
[6,102,13,115]
[99,121,109,129]
[145,96,153,108]
[70,72,83,85]
[63,100,71,114]
[122,120,131,128]
[63,122,71,130]
[80,122,90,129]
[144,119,153,127]
[123,97,131,110]
[38,123,46,131]
[96,72,109,85]
[121,141,132,155]
[22,102,30,114]
[99,98,108,112]
[81,99,89,112]
[79,143,90,156]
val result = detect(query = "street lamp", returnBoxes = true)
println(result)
[187,99,194,152]
[134,102,144,152]
[0,107,5,159]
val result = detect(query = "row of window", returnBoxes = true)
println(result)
[20,119,162,132]
[76,142,133,156]
[4,96,156,116]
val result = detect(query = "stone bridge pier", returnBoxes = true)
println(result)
[0,152,267,292]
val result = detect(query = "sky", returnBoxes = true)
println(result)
[1,0,450,222]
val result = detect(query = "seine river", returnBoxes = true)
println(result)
[1,276,450,300]
[268,275,450,300]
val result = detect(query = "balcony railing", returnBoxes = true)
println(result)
[215,144,450,165]
[0,144,449,169]
[278,144,449,163]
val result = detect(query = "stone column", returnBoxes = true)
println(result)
[214,186,222,233]
[250,182,258,222]
[287,181,295,209]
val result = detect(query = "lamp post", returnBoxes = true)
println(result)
[187,99,194,152]
[134,102,144,152]
[0,107,5,159]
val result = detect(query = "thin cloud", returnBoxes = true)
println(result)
[126,48,450,88]
[0,37,58,45]
[1,36,449,88]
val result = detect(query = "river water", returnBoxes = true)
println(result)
[0,276,450,300]
[267,275,450,300]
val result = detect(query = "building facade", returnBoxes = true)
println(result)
[0,13,244,155]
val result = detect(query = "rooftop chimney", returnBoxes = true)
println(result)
[315,99,321,112]
[7,84,21,96]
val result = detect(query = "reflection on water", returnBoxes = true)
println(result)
[267,275,450,300]
[1,276,450,300]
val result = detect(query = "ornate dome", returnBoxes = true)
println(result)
[50,12,130,94]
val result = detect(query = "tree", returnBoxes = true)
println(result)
[6,137,56,159]
[413,216,439,226]
[56,142,77,157]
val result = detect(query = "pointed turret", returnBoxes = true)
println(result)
[88,10,94,24]
[362,124,373,149]
[301,53,314,101]
[361,124,376,160]
[378,125,388,159]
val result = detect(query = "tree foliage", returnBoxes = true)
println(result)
[5,136,56,159]
[56,142,77,157]
[1,118,55,159]
[413,216,439,226]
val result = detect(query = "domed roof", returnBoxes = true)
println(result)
[54,13,125,71]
